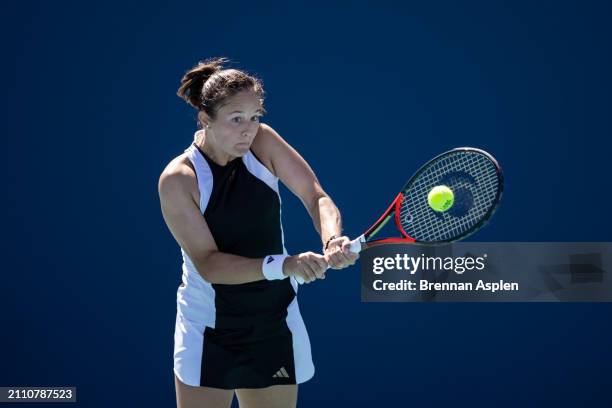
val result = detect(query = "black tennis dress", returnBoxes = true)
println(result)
[173,132,314,389]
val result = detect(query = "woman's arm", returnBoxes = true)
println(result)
[158,159,326,284]
[252,124,358,269]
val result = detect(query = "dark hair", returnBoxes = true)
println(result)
[177,57,265,124]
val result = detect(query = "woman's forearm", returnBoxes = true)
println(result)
[194,249,327,285]
[307,195,343,247]
[193,252,265,284]
[308,194,360,270]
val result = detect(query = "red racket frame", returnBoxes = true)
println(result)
[361,192,416,248]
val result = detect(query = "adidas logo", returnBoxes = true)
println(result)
[272,367,290,378]
[266,256,274,264]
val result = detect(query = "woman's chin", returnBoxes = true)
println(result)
[234,144,251,154]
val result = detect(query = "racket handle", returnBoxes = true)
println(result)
[348,236,363,254]
[294,235,364,284]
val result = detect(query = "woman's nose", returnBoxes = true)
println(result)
[243,122,258,136]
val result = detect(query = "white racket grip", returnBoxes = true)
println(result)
[348,235,365,254]
[295,235,365,284]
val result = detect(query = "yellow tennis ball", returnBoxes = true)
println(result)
[428,185,454,212]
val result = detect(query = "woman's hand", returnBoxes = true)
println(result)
[324,236,359,270]
[283,252,328,283]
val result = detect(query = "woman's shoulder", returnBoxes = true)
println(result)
[253,122,280,145]
[251,123,284,176]
[158,153,199,203]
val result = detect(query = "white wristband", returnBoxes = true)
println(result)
[262,254,289,280]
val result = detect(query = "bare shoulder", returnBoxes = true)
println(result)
[253,122,285,147]
[251,123,290,176]
[158,153,199,205]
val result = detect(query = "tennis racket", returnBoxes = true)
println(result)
[295,147,503,284]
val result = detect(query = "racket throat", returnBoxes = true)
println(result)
[361,192,416,249]
[363,192,403,238]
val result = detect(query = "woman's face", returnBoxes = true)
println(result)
[205,90,264,158]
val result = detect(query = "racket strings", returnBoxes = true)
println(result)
[410,154,498,239]
[415,156,497,238]
[400,151,500,242]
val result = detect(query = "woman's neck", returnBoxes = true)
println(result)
[196,130,236,166]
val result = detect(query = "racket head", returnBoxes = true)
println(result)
[363,147,503,246]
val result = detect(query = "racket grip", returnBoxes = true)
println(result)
[348,236,363,253]
[294,235,364,284]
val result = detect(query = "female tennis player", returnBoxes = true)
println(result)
[158,57,359,408]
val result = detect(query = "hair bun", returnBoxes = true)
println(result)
[177,57,229,108]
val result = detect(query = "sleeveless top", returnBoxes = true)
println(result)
[176,131,298,330]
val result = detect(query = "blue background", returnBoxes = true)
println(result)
[4,0,612,406]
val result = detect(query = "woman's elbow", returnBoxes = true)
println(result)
[191,251,217,283]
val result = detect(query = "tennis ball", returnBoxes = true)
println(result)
[428,185,454,212]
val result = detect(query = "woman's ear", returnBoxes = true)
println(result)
[198,111,211,128]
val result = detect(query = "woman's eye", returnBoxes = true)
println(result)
[251,116,261,122]
[232,117,242,123]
